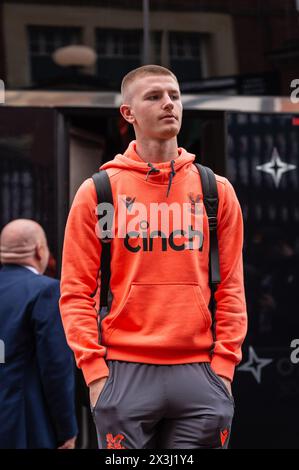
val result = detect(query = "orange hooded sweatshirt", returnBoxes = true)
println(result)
[59,141,247,386]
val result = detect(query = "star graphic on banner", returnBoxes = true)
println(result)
[256,147,296,188]
[238,346,273,384]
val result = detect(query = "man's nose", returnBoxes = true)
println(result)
[162,94,174,109]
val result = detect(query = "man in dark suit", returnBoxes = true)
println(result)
[0,219,78,449]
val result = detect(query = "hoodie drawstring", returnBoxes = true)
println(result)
[146,162,160,181]
[166,160,176,198]
[145,160,176,198]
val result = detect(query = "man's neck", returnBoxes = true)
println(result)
[135,138,178,163]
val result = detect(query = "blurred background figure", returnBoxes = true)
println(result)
[0,219,78,449]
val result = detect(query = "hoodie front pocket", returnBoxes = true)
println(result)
[105,282,212,349]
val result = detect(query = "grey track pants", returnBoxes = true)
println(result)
[91,360,235,449]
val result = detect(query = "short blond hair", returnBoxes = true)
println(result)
[121,65,179,102]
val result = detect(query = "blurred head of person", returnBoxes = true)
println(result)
[0,219,50,274]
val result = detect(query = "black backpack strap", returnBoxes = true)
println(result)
[194,163,220,335]
[91,170,113,309]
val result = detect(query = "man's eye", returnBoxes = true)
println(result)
[147,95,158,100]
[171,95,179,100]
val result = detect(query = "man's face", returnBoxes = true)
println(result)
[122,74,183,140]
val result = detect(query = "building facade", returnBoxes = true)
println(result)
[1,0,297,94]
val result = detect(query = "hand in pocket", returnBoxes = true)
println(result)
[217,375,232,396]
[89,376,108,408]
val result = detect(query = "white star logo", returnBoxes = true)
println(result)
[238,346,273,384]
[256,147,296,188]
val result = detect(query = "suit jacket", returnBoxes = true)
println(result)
[0,264,78,448]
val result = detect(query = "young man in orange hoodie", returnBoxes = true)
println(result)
[60,65,247,449]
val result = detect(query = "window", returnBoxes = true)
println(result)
[95,28,165,88]
[169,32,203,82]
[28,26,82,56]
[95,29,143,88]
[96,29,142,58]
[169,32,201,60]
[27,26,82,85]
[152,31,162,63]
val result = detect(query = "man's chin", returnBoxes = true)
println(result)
[152,127,180,140]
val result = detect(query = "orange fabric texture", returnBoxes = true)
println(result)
[59,141,247,385]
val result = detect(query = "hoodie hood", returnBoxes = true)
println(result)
[100,141,196,197]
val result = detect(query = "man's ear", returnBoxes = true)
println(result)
[35,243,42,261]
[120,104,135,124]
